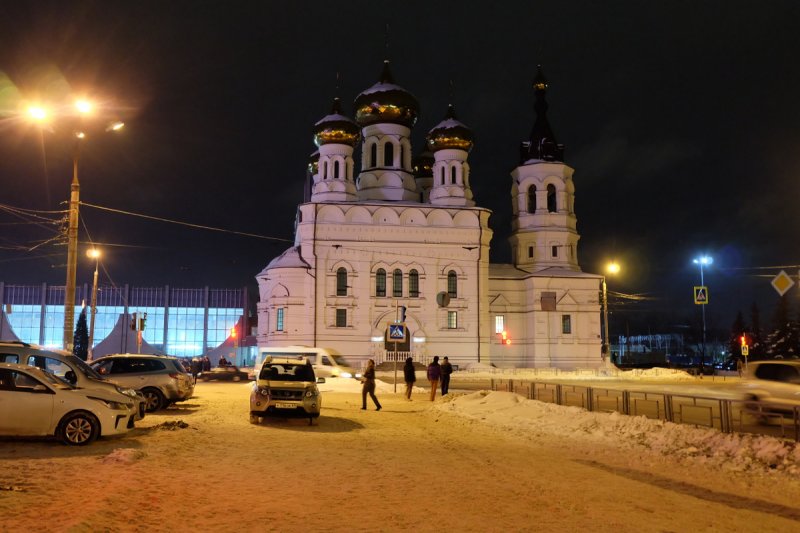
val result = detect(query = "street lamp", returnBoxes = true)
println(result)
[602,261,621,363]
[693,255,713,375]
[87,248,101,360]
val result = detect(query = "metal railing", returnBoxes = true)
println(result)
[491,378,800,441]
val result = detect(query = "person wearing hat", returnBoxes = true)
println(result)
[427,356,441,401]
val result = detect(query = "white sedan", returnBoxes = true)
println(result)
[0,362,138,445]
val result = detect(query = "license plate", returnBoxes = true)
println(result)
[275,402,297,409]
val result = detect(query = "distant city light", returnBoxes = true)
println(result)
[693,255,713,266]
[28,106,48,122]
[75,99,93,114]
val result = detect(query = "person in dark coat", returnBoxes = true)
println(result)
[361,359,381,411]
[190,357,201,383]
[403,357,416,400]
[427,356,441,401]
[218,355,230,367]
[202,356,211,371]
[440,356,453,396]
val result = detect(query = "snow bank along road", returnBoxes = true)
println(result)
[1,380,799,532]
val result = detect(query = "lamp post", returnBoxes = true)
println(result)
[693,255,712,375]
[601,261,621,362]
[87,248,101,360]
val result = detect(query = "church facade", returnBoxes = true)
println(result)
[256,62,603,369]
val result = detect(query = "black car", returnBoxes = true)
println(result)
[198,365,250,382]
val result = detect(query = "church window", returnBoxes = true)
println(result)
[409,270,419,297]
[333,160,340,179]
[451,166,457,184]
[336,267,347,296]
[527,185,536,213]
[528,246,534,259]
[322,161,327,180]
[376,269,386,297]
[447,311,458,329]
[447,270,457,298]
[393,269,403,297]
[384,142,394,166]
[547,184,557,212]
[276,308,284,332]
[370,143,377,168]
[495,315,504,334]
[561,314,572,334]
[440,166,445,185]
[400,144,405,169]
[551,245,558,258]
[335,308,347,327]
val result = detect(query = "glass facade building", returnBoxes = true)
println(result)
[0,283,247,357]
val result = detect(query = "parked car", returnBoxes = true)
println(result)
[0,341,146,420]
[90,354,194,412]
[738,360,800,412]
[250,356,324,425]
[198,365,250,382]
[0,362,137,445]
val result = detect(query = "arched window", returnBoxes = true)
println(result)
[409,269,419,298]
[451,166,457,184]
[370,143,377,168]
[376,269,386,297]
[447,270,457,298]
[393,269,403,297]
[400,144,405,170]
[384,142,394,166]
[333,160,340,179]
[322,161,327,180]
[547,184,557,212]
[336,267,347,296]
[527,185,537,213]
[440,166,445,185]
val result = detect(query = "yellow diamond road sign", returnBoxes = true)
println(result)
[771,270,795,297]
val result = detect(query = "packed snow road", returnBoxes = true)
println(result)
[1,380,799,532]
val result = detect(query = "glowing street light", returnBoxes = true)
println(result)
[693,255,713,375]
[28,105,48,122]
[602,261,621,363]
[86,248,101,360]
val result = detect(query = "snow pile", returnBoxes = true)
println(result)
[436,391,800,475]
[458,366,696,381]
[100,448,147,464]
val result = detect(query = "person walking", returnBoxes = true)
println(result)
[427,356,441,401]
[403,357,416,400]
[361,359,382,411]
[440,356,453,396]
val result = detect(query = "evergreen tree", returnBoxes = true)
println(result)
[73,308,89,361]
[727,310,746,359]
[765,295,798,358]
[750,302,764,358]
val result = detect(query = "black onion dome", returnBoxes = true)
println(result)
[354,60,419,128]
[426,104,474,152]
[412,150,434,178]
[313,97,360,147]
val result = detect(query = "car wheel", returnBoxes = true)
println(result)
[232,375,241,382]
[57,411,99,446]
[141,388,166,412]
[249,414,261,425]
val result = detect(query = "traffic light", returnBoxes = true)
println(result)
[130,312,137,331]
[500,330,511,345]
[399,305,407,323]
[230,326,237,339]
[740,334,747,346]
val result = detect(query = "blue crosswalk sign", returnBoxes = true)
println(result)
[388,324,405,340]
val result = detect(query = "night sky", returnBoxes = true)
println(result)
[2,1,799,337]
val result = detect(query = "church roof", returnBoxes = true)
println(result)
[261,247,310,272]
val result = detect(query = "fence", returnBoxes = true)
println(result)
[490,378,800,442]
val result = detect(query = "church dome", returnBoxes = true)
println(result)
[412,150,434,178]
[313,98,360,147]
[354,60,419,128]
[426,104,473,152]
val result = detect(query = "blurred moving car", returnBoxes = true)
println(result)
[739,360,800,412]
[255,346,361,379]
[250,356,324,425]
[198,365,250,382]
[0,341,145,420]
[0,362,137,445]
[90,354,195,412]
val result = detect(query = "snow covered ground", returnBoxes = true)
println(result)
[1,374,799,531]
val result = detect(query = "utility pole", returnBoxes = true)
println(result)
[64,140,81,351]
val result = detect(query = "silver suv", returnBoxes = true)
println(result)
[250,356,323,425]
[0,341,145,420]
[91,354,195,412]
[739,360,800,411]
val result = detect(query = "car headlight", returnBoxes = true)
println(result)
[89,396,129,410]
[305,389,318,398]
[116,386,138,398]
[259,388,270,397]
[355,373,362,379]
[340,372,353,379]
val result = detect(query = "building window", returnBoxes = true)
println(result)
[336,267,348,296]
[528,246,534,259]
[495,315,504,334]
[547,184,557,212]
[447,311,458,329]
[376,268,386,297]
[409,269,419,297]
[384,142,394,166]
[333,160,340,179]
[335,308,347,328]
[527,185,536,213]
[393,269,403,297]
[370,143,377,168]
[440,166,445,185]
[551,245,558,258]
[322,161,327,180]
[276,308,284,332]
[447,270,457,298]
[451,166,457,184]
[561,314,571,334]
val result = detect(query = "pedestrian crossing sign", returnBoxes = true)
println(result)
[387,323,406,341]
[694,286,708,305]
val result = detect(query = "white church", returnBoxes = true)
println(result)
[256,62,604,369]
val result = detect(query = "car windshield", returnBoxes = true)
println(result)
[67,354,105,380]
[28,367,73,389]
[260,364,315,382]
[331,355,351,367]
